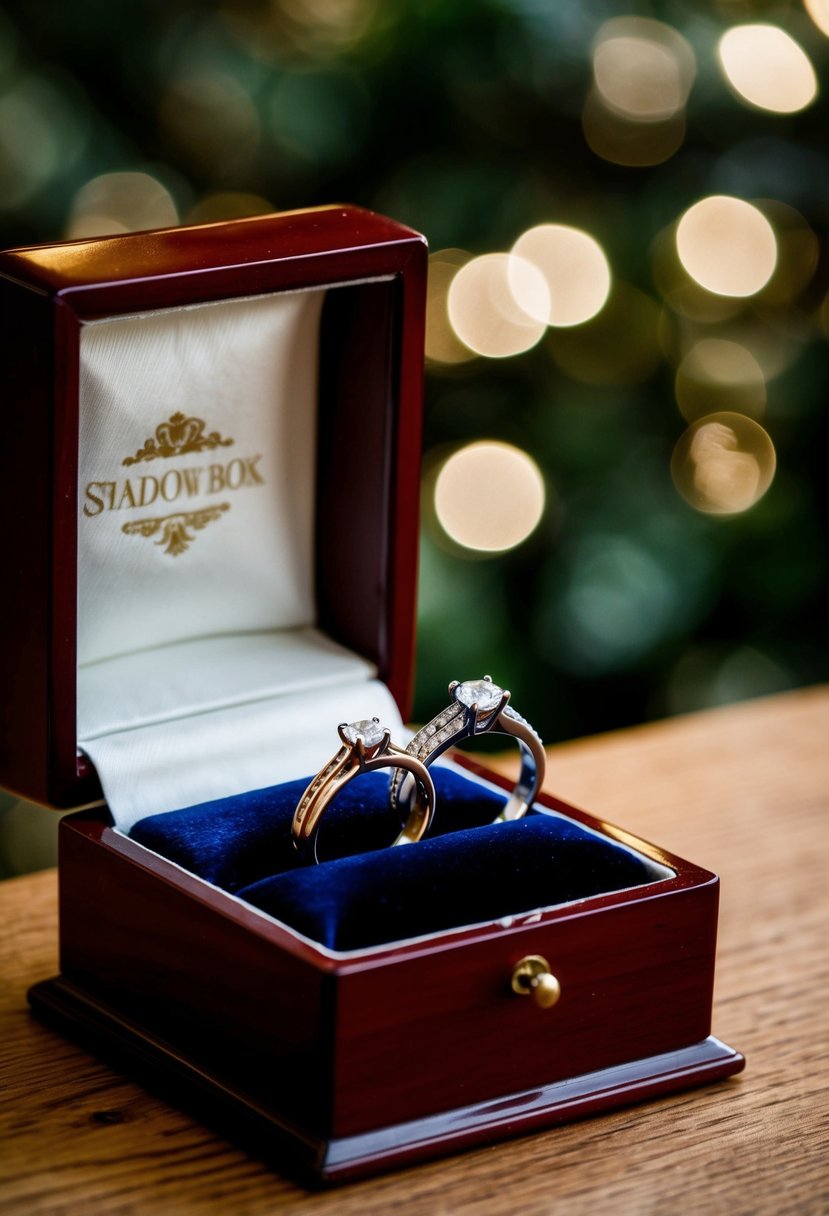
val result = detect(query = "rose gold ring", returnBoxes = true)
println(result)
[292,718,436,864]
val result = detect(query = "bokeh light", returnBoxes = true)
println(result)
[220,0,379,62]
[278,0,378,54]
[65,171,178,237]
[671,412,776,515]
[652,227,744,324]
[756,200,819,305]
[804,0,829,37]
[185,193,274,225]
[592,17,695,121]
[675,196,777,298]
[66,172,179,238]
[584,17,694,167]
[447,253,548,357]
[512,224,611,327]
[582,90,686,167]
[425,249,476,366]
[434,441,545,553]
[699,324,807,382]
[718,25,818,114]
[675,340,766,422]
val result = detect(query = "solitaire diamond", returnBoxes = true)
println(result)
[342,719,385,748]
[455,678,503,712]
[388,674,543,824]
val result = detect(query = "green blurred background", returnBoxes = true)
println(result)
[1,0,827,874]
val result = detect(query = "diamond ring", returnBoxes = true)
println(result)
[292,718,436,864]
[391,677,546,823]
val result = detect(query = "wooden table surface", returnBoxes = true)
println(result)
[2,687,828,1215]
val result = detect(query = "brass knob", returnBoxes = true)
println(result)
[511,955,561,1010]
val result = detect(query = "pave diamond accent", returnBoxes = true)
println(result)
[503,705,543,743]
[455,678,503,712]
[294,747,348,825]
[390,684,542,815]
[404,707,463,761]
[389,707,465,807]
[342,718,385,747]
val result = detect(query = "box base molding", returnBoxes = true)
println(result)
[29,977,744,1185]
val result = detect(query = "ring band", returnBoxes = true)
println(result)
[292,718,436,864]
[391,676,545,823]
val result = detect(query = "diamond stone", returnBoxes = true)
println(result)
[455,678,503,712]
[342,718,385,747]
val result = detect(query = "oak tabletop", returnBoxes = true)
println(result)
[2,686,828,1215]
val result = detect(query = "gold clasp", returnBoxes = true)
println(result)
[511,955,561,1009]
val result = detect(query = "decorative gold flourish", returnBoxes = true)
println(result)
[122,503,230,556]
[122,412,234,466]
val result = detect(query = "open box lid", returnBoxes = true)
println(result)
[0,205,427,810]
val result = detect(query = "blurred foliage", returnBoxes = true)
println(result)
[0,0,826,772]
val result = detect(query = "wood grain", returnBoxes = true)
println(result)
[2,686,828,1215]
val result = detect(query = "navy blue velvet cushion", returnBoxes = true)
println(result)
[130,768,665,950]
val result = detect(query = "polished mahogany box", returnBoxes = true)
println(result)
[0,206,743,1184]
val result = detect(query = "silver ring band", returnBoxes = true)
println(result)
[391,677,546,823]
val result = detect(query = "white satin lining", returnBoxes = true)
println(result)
[78,629,405,832]
[77,627,377,741]
[77,288,326,667]
[75,282,405,830]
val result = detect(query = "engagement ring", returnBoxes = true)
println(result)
[292,718,436,863]
[391,677,545,823]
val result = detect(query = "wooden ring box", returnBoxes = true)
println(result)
[0,205,744,1184]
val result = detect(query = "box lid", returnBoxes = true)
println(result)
[0,205,427,809]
